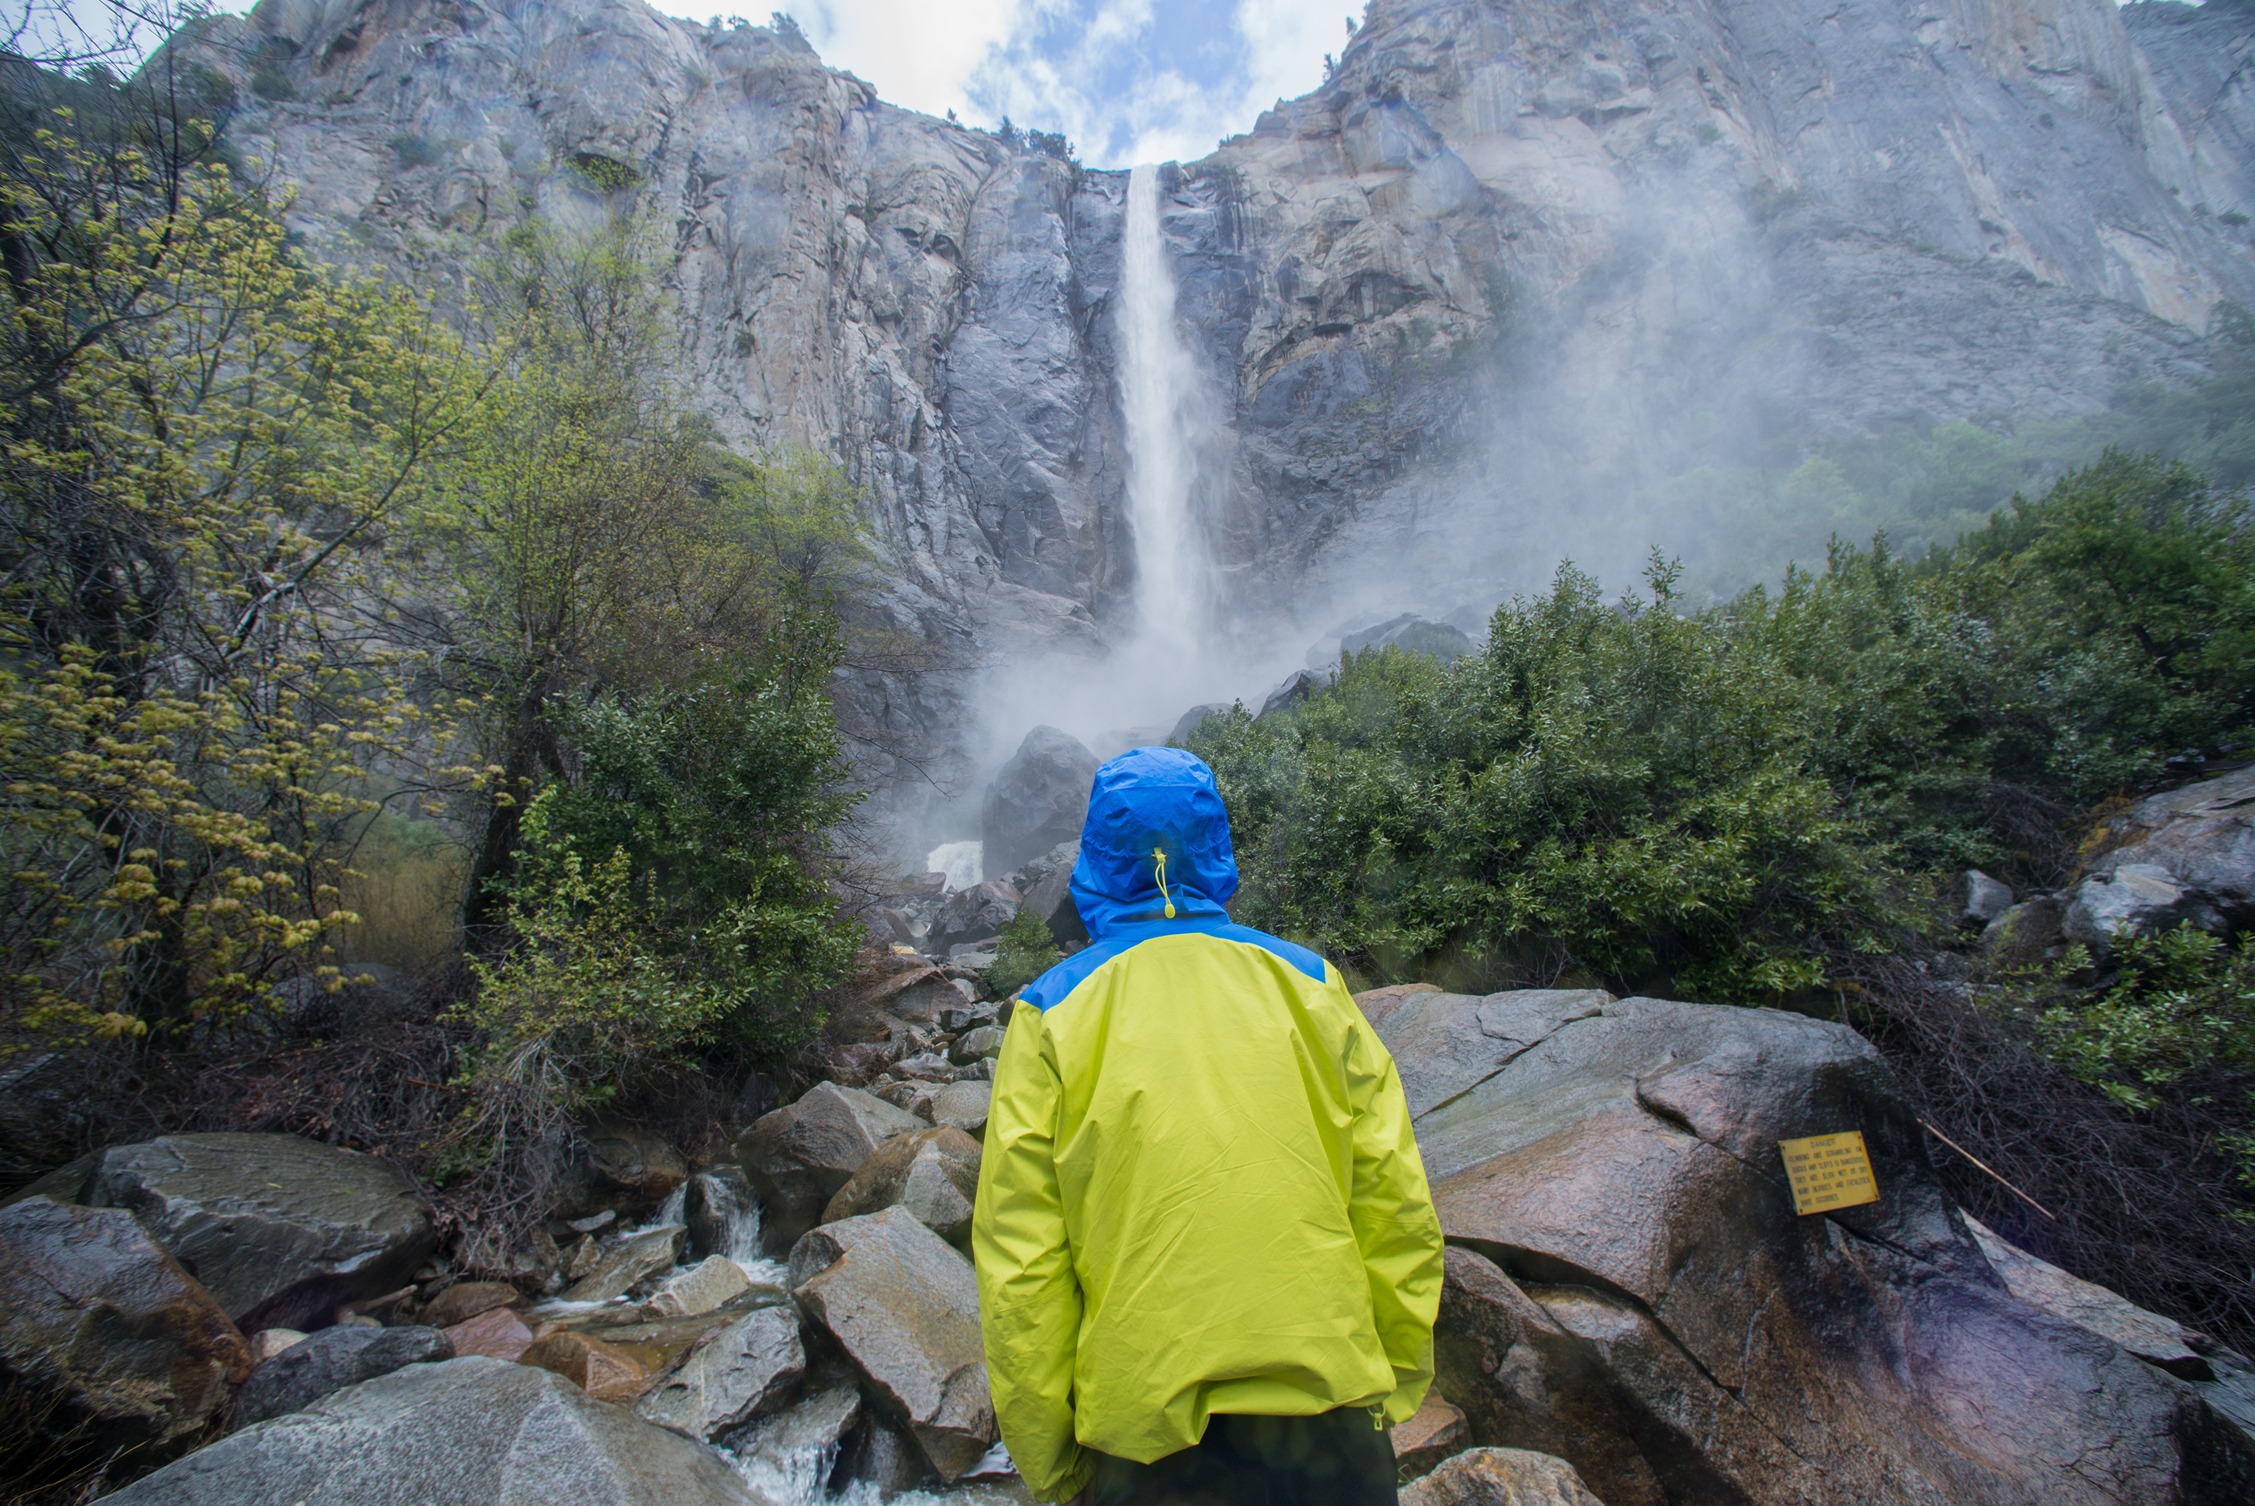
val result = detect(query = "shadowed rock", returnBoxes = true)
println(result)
[99,1356,765,1506]
[788,1208,994,1480]
[39,1132,434,1332]
[563,1224,685,1303]
[2066,764,2255,954]
[234,1324,451,1426]
[0,1194,250,1448]
[736,1083,923,1256]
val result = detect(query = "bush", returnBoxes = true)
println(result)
[984,909,1062,998]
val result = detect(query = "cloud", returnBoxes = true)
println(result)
[797,0,1356,167]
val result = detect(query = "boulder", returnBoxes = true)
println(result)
[1401,989,2255,1506]
[684,1167,758,1263]
[787,1208,995,1480]
[950,1024,1007,1064]
[930,880,1021,954]
[1981,895,2066,964]
[562,1224,685,1303]
[635,1305,805,1441]
[416,1281,517,1330]
[981,726,1098,878]
[0,1194,250,1447]
[1353,981,1442,1032]
[1957,869,2015,926]
[248,1328,308,1366]
[2071,764,2255,948]
[728,1377,862,1487]
[1392,1391,1470,1477]
[1341,613,1477,664]
[821,1127,983,1247]
[518,1329,650,1403]
[98,1356,765,1506]
[1399,1447,1605,1506]
[930,1080,993,1137]
[233,1324,452,1426]
[1014,840,1089,948]
[735,1082,923,1256]
[443,1306,534,1362]
[644,1255,753,1320]
[1259,668,1332,719]
[558,1125,688,1220]
[1167,703,1232,745]
[45,1132,435,1332]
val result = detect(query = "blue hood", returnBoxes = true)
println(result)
[1068,747,1238,939]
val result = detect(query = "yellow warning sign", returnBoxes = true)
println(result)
[1779,1130,1881,1215]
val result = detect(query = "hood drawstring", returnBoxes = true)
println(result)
[1152,846,1176,919]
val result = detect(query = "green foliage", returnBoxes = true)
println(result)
[569,151,643,193]
[984,909,1062,998]
[1193,455,2254,998]
[2035,929,2255,1122]
[506,643,865,1058]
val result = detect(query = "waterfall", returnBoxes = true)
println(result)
[1120,164,1211,656]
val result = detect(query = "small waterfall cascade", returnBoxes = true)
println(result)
[1119,163,1213,656]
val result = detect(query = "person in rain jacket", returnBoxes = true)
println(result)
[973,746,1445,1506]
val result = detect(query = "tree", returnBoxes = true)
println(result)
[0,63,484,1049]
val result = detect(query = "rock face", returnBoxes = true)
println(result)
[820,1126,983,1247]
[787,1208,995,1481]
[2066,764,2255,952]
[176,0,2253,805]
[99,1356,764,1506]
[981,727,1099,878]
[233,1324,452,1426]
[635,1304,806,1442]
[0,1194,250,1447]
[1378,988,2255,1506]
[736,1082,924,1255]
[38,1133,434,1333]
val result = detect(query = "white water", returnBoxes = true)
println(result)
[1119,163,1213,658]
[925,841,983,892]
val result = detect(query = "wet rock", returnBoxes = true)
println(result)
[736,1082,923,1256]
[1405,991,2255,1506]
[1375,988,1610,1117]
[54,1132,435,1332]
[788,1208,995,1480]
[930,1080,993,1137]
[100,1356,764,1506]
[417,1280,518,1330]
[1964,1214,2230,1389]
[684,1167,757,1262]
[1392,1391,1470,1477]
[443,1306,535,1363]
[1259,668,1332,719]
[233,1324,452,1426]
[644,1255,753,1320]
[558,1125,689,1220]
[2064,862,2221,953]
[1982,896,2066,964]
[838,1414,937,1496]
[518,1329,650,1403]
[1015,840,1088,948]
[1399,1446,1605,1506]
[0,1194,250,1448]
[1958,869,2015,926]
[636,1305,805,1441]
[950,1024,1007,1063]
[728,1376,862,1476]
[821,1126,983,1247]
[931,880,1021,954]
[562,1224,685,1303]
[981,726,1098,878]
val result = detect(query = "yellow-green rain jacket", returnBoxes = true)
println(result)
[973,746,1445,1503]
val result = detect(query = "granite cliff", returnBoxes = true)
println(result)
[180,0,2255,811]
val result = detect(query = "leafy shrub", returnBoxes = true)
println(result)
[2036,928,2255,1124]
[984,909,1062,998]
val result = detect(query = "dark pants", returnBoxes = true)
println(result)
[1087,1410,1399,1506]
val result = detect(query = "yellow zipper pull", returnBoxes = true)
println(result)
[1152,846,1176,918]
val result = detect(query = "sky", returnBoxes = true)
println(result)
[40,0,1360,168]
[793,0,1359,166]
